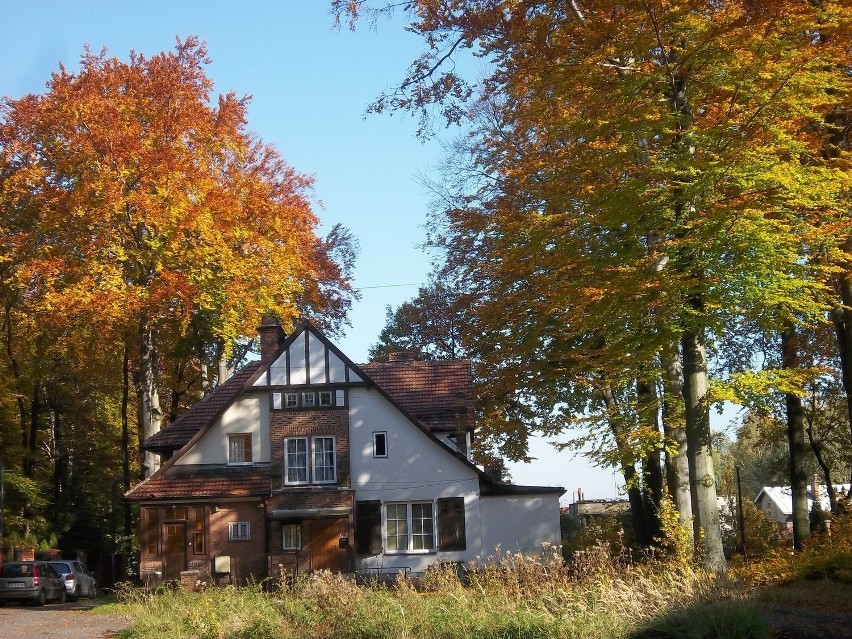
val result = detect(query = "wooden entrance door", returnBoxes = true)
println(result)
[163,522,187,581]
[308,519,345,572]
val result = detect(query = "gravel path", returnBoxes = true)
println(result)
[0,600,128,639]
[760,603,852,639]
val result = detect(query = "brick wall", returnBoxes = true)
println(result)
[208,502,268,582]
[270,409,351,490]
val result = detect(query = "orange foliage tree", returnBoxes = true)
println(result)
[1,37,356,482]
[340,0,851,571]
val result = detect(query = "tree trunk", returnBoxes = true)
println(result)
[681,327,727,572]
[637,380,664,542]
[831,241,852,451]
[135,318,162,478]
[26,381,40,478]
[122,344,132,536]
[805,421,837,514]
[662,342,694,547]
[601,384,651,546]
[782,325,810,549]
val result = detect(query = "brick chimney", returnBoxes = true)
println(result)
[258,315,286,363]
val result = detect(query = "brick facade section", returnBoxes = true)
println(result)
[269,409,351,491]
[207,502,268,583]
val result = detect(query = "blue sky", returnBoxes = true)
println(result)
[2,1,626,500]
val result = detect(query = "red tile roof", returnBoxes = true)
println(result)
[125,464,270,501]
[143,361,263,452]
[360,359,474,433]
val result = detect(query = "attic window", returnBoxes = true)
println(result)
[228,434,252,464]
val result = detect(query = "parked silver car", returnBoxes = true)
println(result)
[48,560,97,599]
[0,561,67,606]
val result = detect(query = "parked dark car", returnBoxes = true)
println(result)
[0,561,67,606]
[48,560,97,599]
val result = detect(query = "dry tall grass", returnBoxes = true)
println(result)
[113,544,766,639]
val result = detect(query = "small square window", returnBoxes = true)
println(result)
[228,521,251,541]
[373,432,387,458]
[285,393,298,408]
[302,392,316,408]
[319,390,332,407]
[228,433,252,464]
[282,524,301,550]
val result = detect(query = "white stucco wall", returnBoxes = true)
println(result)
[176,396,270,464]
[479,494,562,558]
[348,386,482,572]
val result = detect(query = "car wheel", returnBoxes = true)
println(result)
[36,589,46,606]
[58,588,67,604]
[89,585,98,599]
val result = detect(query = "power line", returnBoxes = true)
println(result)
[357,283,421,290]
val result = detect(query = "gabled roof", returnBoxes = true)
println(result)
[360,359,474,433]
[125,464,271,501]
[143,361,263,454]
[755,484,851,514]
[127,319,564,502]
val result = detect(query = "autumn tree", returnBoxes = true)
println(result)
[0,36,357,487]
[369,278,464,361]
[339,0,852,571]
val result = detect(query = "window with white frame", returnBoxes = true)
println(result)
[312,436,336,483]
[385,502,434,552]
[319,390,332,407]
[228,521,251,541]
[284,436,336,485]
[228,433,252,464]
[286,393,298,408]
[285,438,309,484]
[302,392,316,408]
[282,524,301,550]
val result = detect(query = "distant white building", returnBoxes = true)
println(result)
[754,479,850,530]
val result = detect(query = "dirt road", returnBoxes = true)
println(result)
[0,599,128,639]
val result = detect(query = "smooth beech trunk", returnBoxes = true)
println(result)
[136,318,162,478]
[681,328,726,572]
[662,342,694,546]
[782,326,810,549]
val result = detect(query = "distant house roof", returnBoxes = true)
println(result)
[755,484,852,515]
[125,464,271,501]
[142,361,263,454]
[360,359,474,433]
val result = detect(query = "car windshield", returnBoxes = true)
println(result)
[51,562,72,573]
[1,564,31,578]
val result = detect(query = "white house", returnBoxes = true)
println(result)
[125,317,564,583]
[755,480,851,530]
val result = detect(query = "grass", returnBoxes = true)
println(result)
[107,547,772,639]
